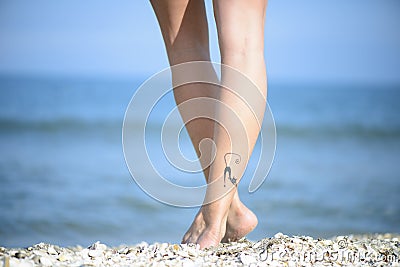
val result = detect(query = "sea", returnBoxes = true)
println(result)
[0,75,399,247]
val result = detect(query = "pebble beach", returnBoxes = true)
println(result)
[1,233,399,267]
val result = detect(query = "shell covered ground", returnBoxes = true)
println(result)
[1,233,399,266]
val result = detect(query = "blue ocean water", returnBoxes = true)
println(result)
[0,75,399,247]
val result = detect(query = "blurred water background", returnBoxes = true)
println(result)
[0,75,399,247]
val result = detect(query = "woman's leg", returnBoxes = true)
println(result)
[150,0,267,248]
[180,0,268,248]
[150,0,217,179]
[214,0,268,243]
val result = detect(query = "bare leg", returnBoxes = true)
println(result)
[150,0,222,247]
[182,0,268,248]
[150,0,217,178]
[214,0,268,243]
[151,0,265,247]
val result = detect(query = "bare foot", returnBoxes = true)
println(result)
[181,208,226,249]
[182,193,257,248]
[221,193,258,243]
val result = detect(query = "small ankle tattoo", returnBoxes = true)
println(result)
[223,153,241,187]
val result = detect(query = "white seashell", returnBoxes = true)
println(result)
[274,232,285,239]
[97,243,107,251]
[321,239,333,246]
[186,248,198,257]
[240,253,256,265]
[88,241,107,251]
[160,243,169,250]
[156,261,167,267]
[33,250,48,257]
[58,253,72,262]
[181,258,195,267]
[8,258,19,267]
[138,241,148,247]
[253,241,262,249]
[118,247,129,254]
[88,248,103,258]
[39,256,53,266]
[177,250,189,258]
[47,246,57,255]
[69,260,84,267]
[16,260,34,267]
[112,256,121,263]
[79,248,90,258]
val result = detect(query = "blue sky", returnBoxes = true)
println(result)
[0,0,399,84]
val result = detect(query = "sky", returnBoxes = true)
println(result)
[0,0,399,84]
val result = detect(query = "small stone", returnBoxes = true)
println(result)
[177,250,190,258]
[79,248,90,258]
[47,246,57,255]
[253,241,262,249]
[112,255,122,263]
[69,261,84,267]
[58,254,72,262]
[156,261,166,267]
[182,258,195,267]
[32,250,47,258]
[97,243,107,251]
[118,247,129,254]
[137,241,148,249]
[31,255,40,264]
[8,250,18,257]
[15,251,27,259]
[240,253,256,265]
[17,260,34,267]
[9,258,20,267]
[274,232,285,239]
[186,248,198,257]
[88,249,103,258]
[39,256,52,266]
[321,239,333,246]
[88,241,107,251]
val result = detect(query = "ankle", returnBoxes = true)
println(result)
[201,203,230,223]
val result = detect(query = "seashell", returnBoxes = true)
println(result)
[240,253,256,265]
[138,241,149,248]
[88,248,103,258]
[177,250,189,258]
[79,248,90,258]
[39,256,53,266]
[47,246,57,255]
[274,232,285,239]
[186,248,198,257]
[321,239,333,246]
[16,260,35,267]
[30,255,40,264]
[58,254,72,262]
[172,244,180,252]
[253,241,262,249]
[15,251,27,259]
[97,243,107,251]
[118,247,129,254]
